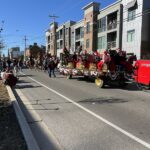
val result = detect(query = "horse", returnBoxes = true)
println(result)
[27,59,34,70]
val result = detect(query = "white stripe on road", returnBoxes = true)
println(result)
[21,73,150,149]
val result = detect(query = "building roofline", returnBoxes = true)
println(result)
[82,1,100,10]
[57,20,76,30]
[72,19,84,28]
[58,23,64,28]
[65,20,76,24]
[50,22,58,26]
[100,0,121,12]
[77,19,84,23]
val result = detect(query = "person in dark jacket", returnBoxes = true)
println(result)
[48,58,56,77]
[2,59,7,70]
[7,58,12,68]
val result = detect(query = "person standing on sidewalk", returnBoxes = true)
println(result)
[2,58,7,70]
[13,59,19,77]
[0,59,2,71]
[19,59,24,72]
[48,57,56,78]
[7,58,12,69]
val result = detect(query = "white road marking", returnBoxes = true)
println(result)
[21,73,150,149]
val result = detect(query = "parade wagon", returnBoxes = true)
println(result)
[94,51,136,88]
[59,48,136,88]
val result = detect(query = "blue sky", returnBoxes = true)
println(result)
[0,0,116,56]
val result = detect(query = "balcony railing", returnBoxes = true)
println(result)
[107,41,116,49]
[107,21,117,30]
[75,34,84,40]
[57,35,63,40]
[98,28,106,33]
[60,45,63,49]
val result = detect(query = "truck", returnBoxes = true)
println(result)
[134,60,150,89]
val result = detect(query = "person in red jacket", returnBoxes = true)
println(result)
[97,50,111,71]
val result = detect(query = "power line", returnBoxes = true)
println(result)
[3,10,150,45]
[94,9,150,33]
[0,20,4,33]
[2,7,150,50]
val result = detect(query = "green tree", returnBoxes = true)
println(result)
[30,44,45,58]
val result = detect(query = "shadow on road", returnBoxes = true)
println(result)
[27,108,59,111]
[15,85,42,89]
[102,83,144,92]
[17,80,31,84]
[19,74,34,77]
[68,76,95,83]
[78,97,128,104]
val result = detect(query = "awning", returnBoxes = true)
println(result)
[126,0,137,9]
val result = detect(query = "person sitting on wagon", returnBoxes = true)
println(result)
[103,50,111,64]
[114,48,126,71]
[97,50,111,71]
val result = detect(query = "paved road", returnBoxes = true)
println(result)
[15,69,150,150]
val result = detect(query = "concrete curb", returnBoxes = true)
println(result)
[6,86,40,150]
[15,88,63,150]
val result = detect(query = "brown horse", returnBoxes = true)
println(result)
[27,59,34,70]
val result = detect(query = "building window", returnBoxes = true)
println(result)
[50,33,53,40]
[80,27,84,38]
[86,22,90,34]
[98,36,106,49]
[48,36,50,43]
[57,42,59,49]
[56,33,59,40]
[48,45,50,50]
[128,8,136,21]
[98,17,106,32]
[86,39,90,48]
[127,30,135,42]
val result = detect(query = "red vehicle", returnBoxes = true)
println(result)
[134,60,150,89]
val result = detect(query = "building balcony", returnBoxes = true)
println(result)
[75,34,84,40]
[107,41,116,49]
[60,45,63,49]
[47,40,50,44]
[107,22,117,30]
[98,28,106,33]
[57,35,63,40]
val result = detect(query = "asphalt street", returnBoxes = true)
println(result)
[14,69,150,150]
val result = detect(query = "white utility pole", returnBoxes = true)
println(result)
[23,35,28,60]
[0,21,4,59]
